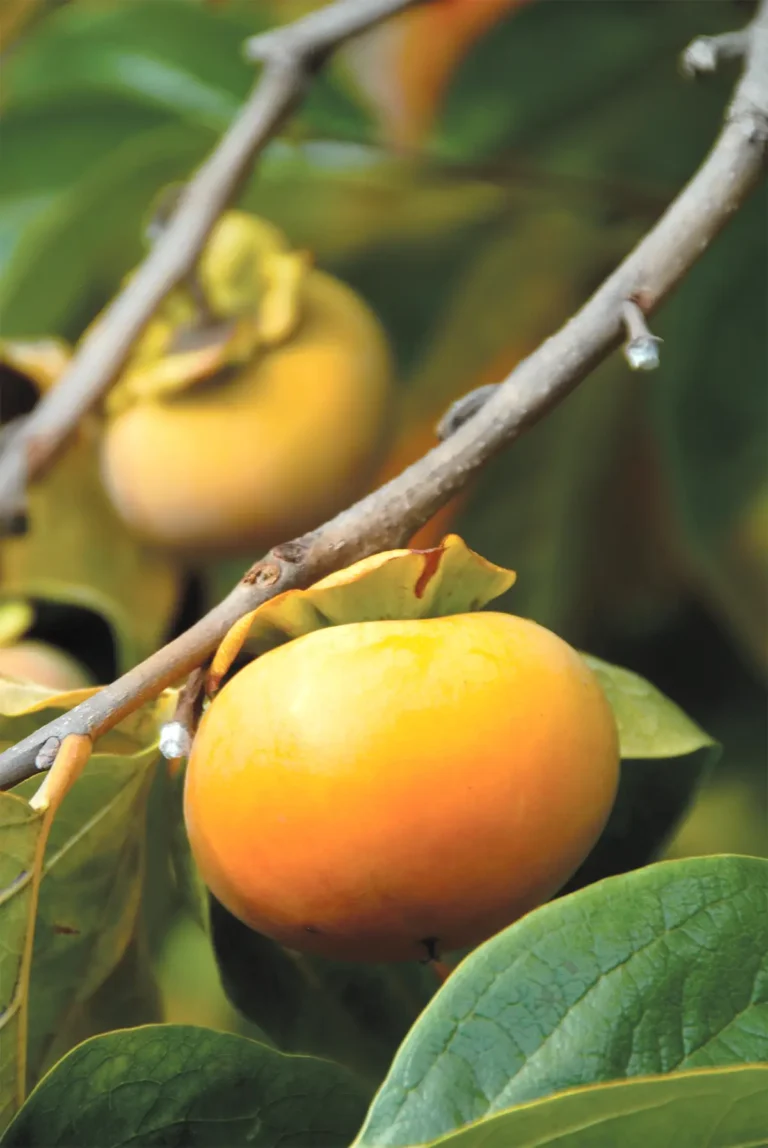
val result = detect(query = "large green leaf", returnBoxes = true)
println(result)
[355,855,768,1148]
[360,1066,768,1148]
[39,930,163,1079]
[3,1024,371,1148]
[210,896,437,1087]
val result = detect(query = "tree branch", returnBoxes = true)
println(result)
[0,0,419,526]
[1,2,766,789]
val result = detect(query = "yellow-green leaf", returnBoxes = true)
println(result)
[385,1066,768,1148]
[0,792,42,1132]
[0,677,176,756]
[0,603,34,649]
[0,418,181,672]
[14,745,160,1086]
[584,654,716,760]
[0,339,71,393]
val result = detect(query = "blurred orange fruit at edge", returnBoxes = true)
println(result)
[229,0,527,148]
[184,610,620,962]
[0,641,92,691]
[343,0,528,147]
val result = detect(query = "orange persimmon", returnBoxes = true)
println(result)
[184,610,619,962]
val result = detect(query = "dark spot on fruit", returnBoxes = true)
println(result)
[53,924,80,935]
[420,936,441,962]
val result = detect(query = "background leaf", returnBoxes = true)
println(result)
[355,855,768,1148]
[0,794,43,1131]
[12,745,161,1085]
[0,683,173,1092]
[358,1066,768,1148]
[210,896,437,1087]
[0,418,180,672]
[584,654,716,761]
[3,1023,371,1148]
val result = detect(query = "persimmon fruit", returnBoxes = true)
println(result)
[184,610,619,962]
[0,640,91,691]
[100,270,391,553]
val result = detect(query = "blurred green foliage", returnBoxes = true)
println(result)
[0,0,765,1109]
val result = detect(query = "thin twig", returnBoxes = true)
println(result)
[682,29,751,76]
[158,666,208,764]
[0,0,418,526]
[621,300,663,372]
[1,3,766,789]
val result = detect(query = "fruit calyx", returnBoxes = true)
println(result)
[105,211,313,416]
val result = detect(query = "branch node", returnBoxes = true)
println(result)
[622,300,663,372]
[436,383,501,441]
[682,30,749,78]
[272,536,312,564]
[242,561,281,588]
[35,737,62,773]
[159,721,193,762]
[159,665,208,768]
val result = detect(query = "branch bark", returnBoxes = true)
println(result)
[1,2,766,789]
[0,0,418,524]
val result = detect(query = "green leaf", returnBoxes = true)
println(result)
[0,681,173,1116]
[652,194,768,667]
[4,0,372,153]
[13,745,160,1087]
[436,0,732,166]
[361,1066,768,1148]
[0,119,209,338]
[3,1024,371,1148]
[556,652,719,892]
[0,102,167,275]
[584,654,716,760]
[0,793,42,1131]
[2,1,256,129]
[210,897,437,1087]
[39,930,163,1079]
[558,657,721,892]
[355,855,768,1148]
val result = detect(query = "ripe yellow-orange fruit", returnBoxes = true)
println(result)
[100,271,391,553]
[0,641,91,691]
[184,611,620,962]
